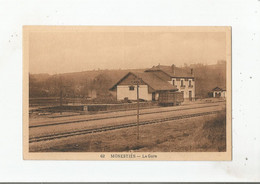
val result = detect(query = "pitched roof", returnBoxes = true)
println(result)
[212,86,226,91]
[110,71,178,92]
[145,65,194,78]
[133,72,178,91]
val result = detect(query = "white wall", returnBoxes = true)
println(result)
[213,91,226,98]
[155,92,159,100]
[117,85,152,101]
[171,78,195,100]
[222,91,226,98]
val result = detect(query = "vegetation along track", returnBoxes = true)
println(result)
[29,110,224,143]
[30,103,224,128]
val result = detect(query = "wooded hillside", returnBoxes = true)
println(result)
[29,61,226,99]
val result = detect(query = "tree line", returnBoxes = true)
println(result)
[29,73,113,98]
[29,61,226,99]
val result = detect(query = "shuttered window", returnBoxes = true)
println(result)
[129,86,134,91]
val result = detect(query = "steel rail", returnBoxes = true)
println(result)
[30,103,224,129]
[29,110,224,143]
[48,99,226,119]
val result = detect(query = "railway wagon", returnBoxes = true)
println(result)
[158,91,184,106]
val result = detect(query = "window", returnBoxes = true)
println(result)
[189,80,191,87]
[172,79,175,86]
[181,80,184,87]
[129,86,135,91]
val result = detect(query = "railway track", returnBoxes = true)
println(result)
[48,100,225,119]
[29,109,224,143]
[30,103,224,128]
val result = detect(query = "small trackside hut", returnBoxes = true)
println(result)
[211,86,226,98]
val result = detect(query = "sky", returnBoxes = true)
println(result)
[29,30,226,74]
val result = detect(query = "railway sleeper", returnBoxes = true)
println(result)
[29,110,223,143]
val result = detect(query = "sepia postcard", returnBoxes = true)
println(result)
[23,26,232,160]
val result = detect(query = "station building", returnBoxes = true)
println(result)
[110,64,195,101]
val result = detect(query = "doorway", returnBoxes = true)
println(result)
[152,92,155,101]
[189,91,192,101]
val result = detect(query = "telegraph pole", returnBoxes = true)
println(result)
[58,77,70,115]
[131,76,141,141]
[136,81,140,140]
[59,85,64,115]
[59,77,63,115]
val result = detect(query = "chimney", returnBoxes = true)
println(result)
[191,68,194,75]
[171,64,175,75]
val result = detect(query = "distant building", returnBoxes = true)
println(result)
[110,64,195,101]
[211,86,226,98]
